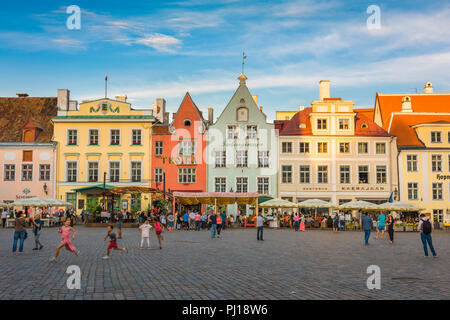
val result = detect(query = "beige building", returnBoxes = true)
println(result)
[275,80,398,211]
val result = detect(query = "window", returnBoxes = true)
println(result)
[299,165,310,183]
[88,162,99,182]
[178,168,196,184]
[4,164,15,181]
[432,182,443,200]
[448,132,450,143]
[109,162,120,182]
[22,164,33,181]
[184,119,191,127]
[358,165,369,184]
[23,150,32,162]
[340,166,350,184]
[67,162,77,182]
[154,141,163,156]
[376,165,387,184]
[66,193,77,210]
[317,142,328,153]
[89,129,99,145]
[132,129,142,145]
[339,119,349,130]
[110,129,120,145]
[358,142,368,154]
[215,177,226,192]
[227,125,239,139]
[236,150,248,168]
[407,155,418,172]
[257,177,269,195]
[281,165,292,183]
[258,151,269,168]
[154,168,163,184]
[407,183,418,200]
[39,164,50,181]
[299,142,309,154]
[431,131,442,143]
[339,142,350,153]
[246,125,257,139]
[282,142,292,153]
[131,194,141,211]
[215,151,226,168]
[131,162,142,182]
[237,107,249,122]
[68,129,77,145]
[236,177,248,193]
[431,155,442,172]
[318,166,328,184]
[433,209,444,223]
[317,119,327,130]
[178,141,196,156]
[376,143,386,154]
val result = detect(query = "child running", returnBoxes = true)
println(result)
[153,218,165,250]
[103,225,128,259]
[139,220,153,249]
[50,219,79,261]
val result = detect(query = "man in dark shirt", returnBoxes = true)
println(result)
[210,212,217,238]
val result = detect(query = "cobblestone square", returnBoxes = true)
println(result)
[1,226,449,300]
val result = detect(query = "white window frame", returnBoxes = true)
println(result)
[214,177,227,193]
[236,176,249,193]
[407,182,419,201]
[110,129,121,145]
[39,164,51,181]
[130,161,142,182]
[281,142,293,154]
[4,164,15,182]
[281,165,293,184]
[67,129,78,145]
[131,129,142,145]
[257,176,270,195]
[236,150,248,168]
[178,167,196,184]
[108,161,121,182]
[406,154,418,172]
[21,163,33,182]
[299,142,310,154]
[65,160,78,182]
[299,165,311,184]
[317,165,328,184]
[154,141,163,156]
[89,129,99,145]
[339,165,351,184]
[87,161,100,182]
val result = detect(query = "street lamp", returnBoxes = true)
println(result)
[393,187,398,201]
[43,182,48,195]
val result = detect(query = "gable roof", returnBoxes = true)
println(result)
[376,93,450,129]
[388,113,450,147]
[354,108,374,122]
[172,92,205,125]
[0,97,57,142]
[279,107,389,137]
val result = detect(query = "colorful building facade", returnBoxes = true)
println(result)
[52,91,156,213]
[151,93,209,208]
[374,82,450,222]
[0,94,58,203]
[207,74,278,216]
[276,80,398,209]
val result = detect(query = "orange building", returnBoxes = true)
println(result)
[151,93,211,210]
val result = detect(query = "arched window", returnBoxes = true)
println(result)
[361,123,368,129]
[236,107,248,122]
[184,119,191,127]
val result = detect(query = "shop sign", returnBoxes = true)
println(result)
[436,174,450,181]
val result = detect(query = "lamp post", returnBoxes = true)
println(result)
[394,187,398,201]
[103,172,107,211]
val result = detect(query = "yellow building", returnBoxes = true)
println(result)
[276,109,303,121]
[277,81,398,211]
[52,90,156,214]
[375,82,450,223]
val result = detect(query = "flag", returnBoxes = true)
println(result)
[388,192,393,203]
[105,72,108,81]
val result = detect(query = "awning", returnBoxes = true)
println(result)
[258,195,273,204]
[173,192,259,206]
[72,184,116,194]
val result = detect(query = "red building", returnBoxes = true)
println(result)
[151,93,212,211]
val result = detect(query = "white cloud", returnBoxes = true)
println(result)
[135,34,182,51]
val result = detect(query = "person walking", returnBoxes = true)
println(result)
[194,212,201,231]
[299,213,306,232]
[50,219,79,261]
[339,213,345,231]
[362,212,373,245]
[184,211,190,231]
[220,211,227,231]
[153,218,165,249]
[32,213,44,250]
[210,211,217,238]
[418,213,437,257]
[376,212,386,240]
[216,214,223,238]
[116,211,124,239]
[333,213,339,232]
[12,211,28,253]
[103,225,128,259]
[256,213,265,241]
[201,212,207,229]
[139,220,153,249]
[167,212,175,232]
[386,215,394,244]
[293,213,300,231]
[2,210,8,228]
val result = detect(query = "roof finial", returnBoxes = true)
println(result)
[242,52,246,74]
[105,72,108,98]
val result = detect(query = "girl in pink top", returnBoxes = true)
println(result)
[50,219,78,261]
[299,214,306,232]
[153,219,165,250]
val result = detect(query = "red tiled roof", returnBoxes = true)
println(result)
[279,107,389,137]
[388,114,450,146]
[354,108,374,122]
[0,97,57,142]
[152,124,170,134]
[376,93,450,129]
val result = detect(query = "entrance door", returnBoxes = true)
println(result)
[86,198,99,213]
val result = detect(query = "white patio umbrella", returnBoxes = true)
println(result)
[0,202,9,207]
[378,201,424,212]
[297,199,336,218]
[338,200,380,211]
[11,197,52,207]
[259,198,299,208]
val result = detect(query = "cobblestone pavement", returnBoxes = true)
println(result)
[1,226,449,300]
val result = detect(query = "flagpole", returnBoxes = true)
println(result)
[105,72,108,98]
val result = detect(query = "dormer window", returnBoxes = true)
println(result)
[431,131,442,143]
[317,119,327,130]
[361,123,368,129]
[299,123,306,129]
[184,119,192,127]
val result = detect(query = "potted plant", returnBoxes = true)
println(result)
[405,223,414,232]
[394,223,404,232]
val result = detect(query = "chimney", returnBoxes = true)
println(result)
[57,89,70,111]
[163,112,169,124]
[260,106,263,112]
[208,108,214,124]
[152,98,166,123]
[252,95,258,105]
[115,95,127,102]
[298,105,305,111]
[16,93,29,98]
[401,96,413,112]
[68,100,78,111]
[172,112,177,122]
[319,80,330,100]
[424,82,433,94]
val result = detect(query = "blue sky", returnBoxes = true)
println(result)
[0,0,449,120]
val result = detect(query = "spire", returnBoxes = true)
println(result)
[238,73,247,85]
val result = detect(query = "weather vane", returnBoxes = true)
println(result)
[242,52,246,74]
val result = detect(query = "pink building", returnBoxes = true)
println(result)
[0,94,58,203]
